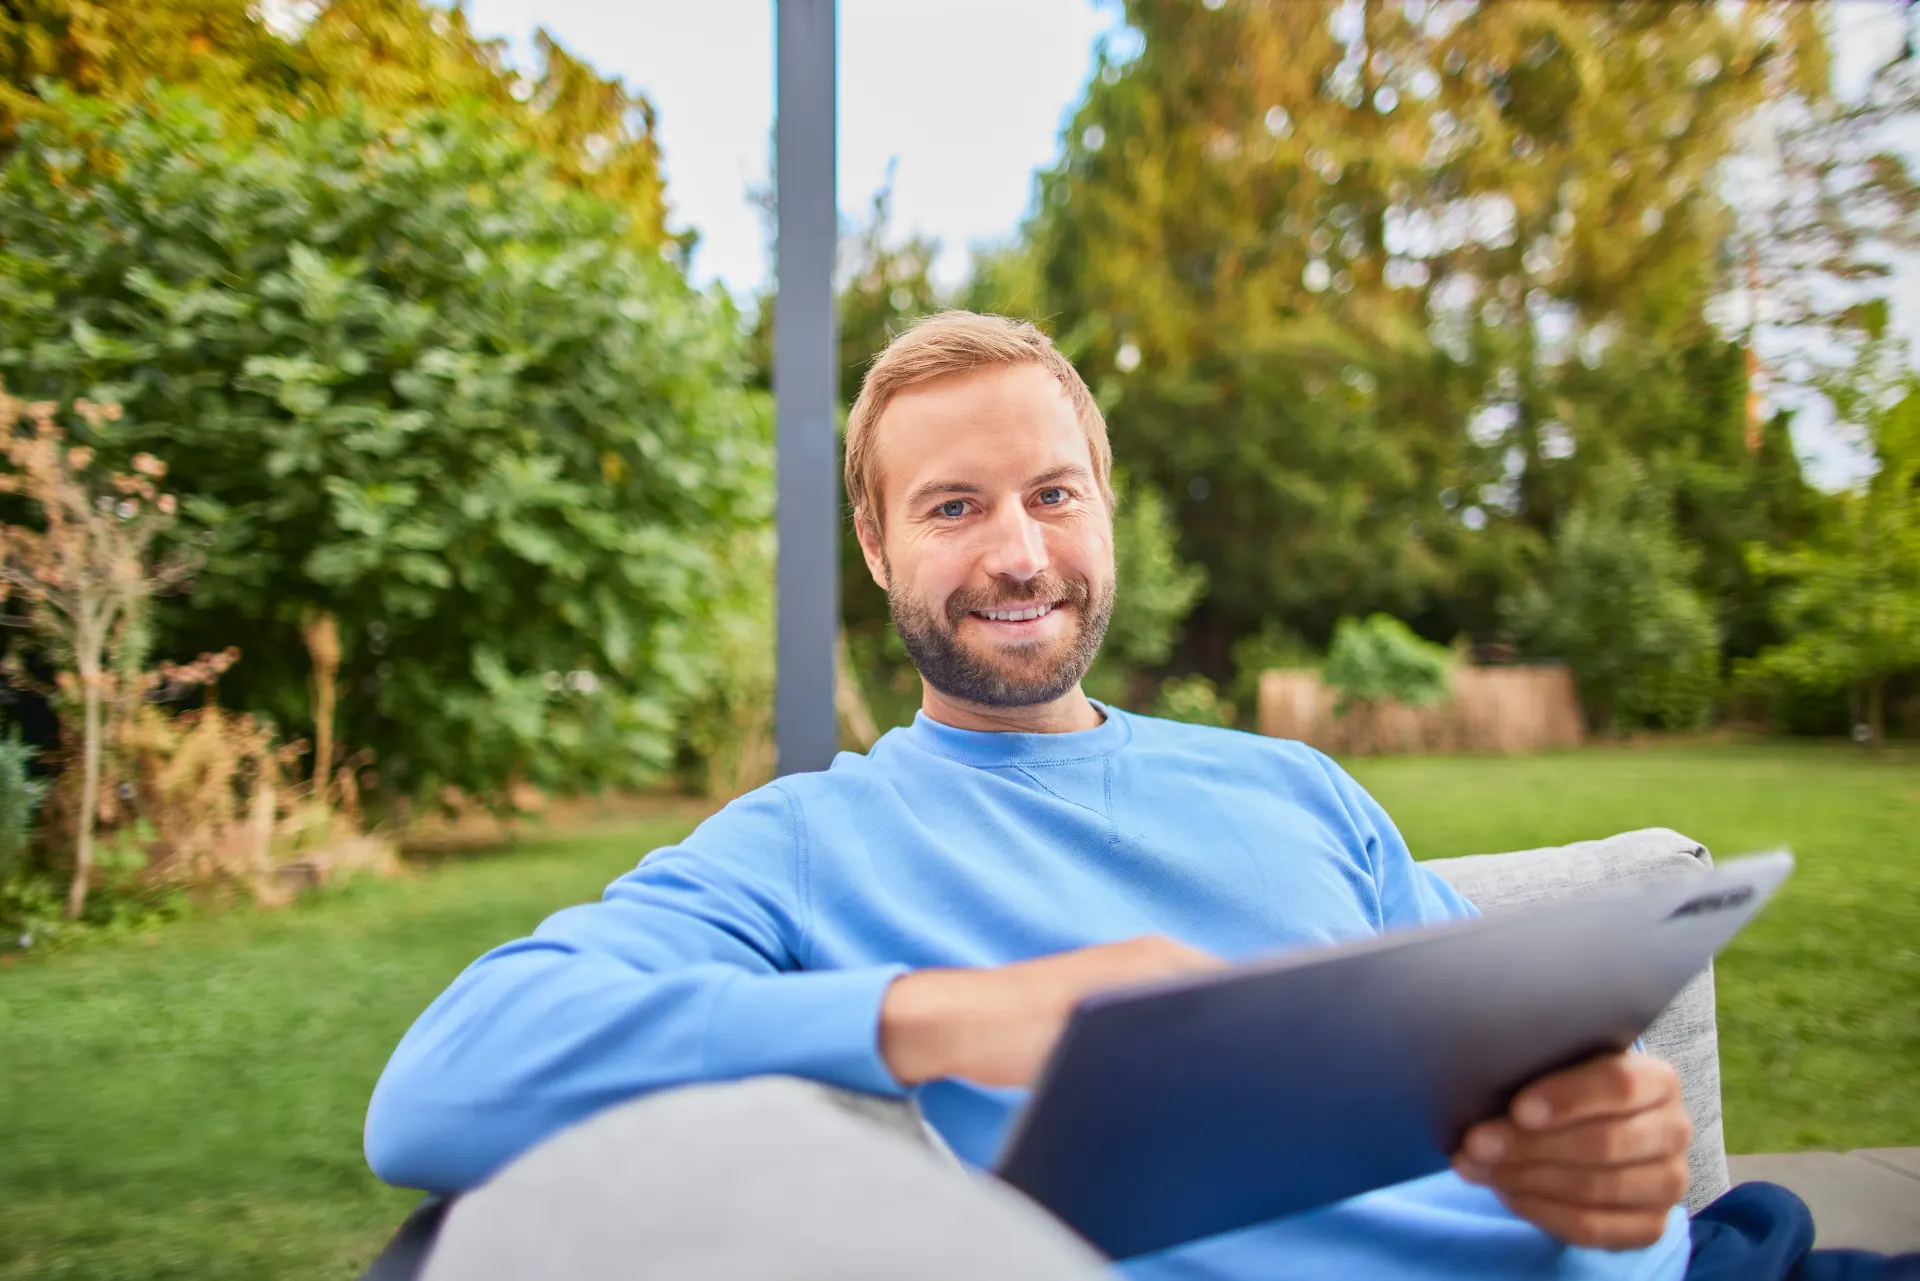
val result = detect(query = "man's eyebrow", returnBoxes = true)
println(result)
[1028,464,1094,489]
[901,479,985,510]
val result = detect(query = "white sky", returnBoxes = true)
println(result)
[459,0,1118,295]
[457,0,1916,486]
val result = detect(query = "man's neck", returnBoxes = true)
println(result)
[918,683,1105,735]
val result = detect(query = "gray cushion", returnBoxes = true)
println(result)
[1426,827,1730,1210]
[423,1077,1105,1281]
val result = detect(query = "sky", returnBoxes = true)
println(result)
[460,0,1118,296]
[456,0,1917,486]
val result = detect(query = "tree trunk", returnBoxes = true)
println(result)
[302,609,341,801]
[67,656,103,919]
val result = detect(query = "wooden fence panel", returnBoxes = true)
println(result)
[1256,666,1585,756]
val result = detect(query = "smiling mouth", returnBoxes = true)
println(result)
[970,601,1062,623]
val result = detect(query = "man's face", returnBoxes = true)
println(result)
[857,363,1116,709]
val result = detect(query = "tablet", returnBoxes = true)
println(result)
[994,850,1793,1260]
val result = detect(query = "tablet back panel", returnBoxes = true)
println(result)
[994,852,1790,1260]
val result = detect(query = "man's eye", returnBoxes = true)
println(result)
[937,499,968,518]
[1037,487,1066,505]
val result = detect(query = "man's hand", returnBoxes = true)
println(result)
[1453,1052,1691,1250]
[880,935,1222,1088]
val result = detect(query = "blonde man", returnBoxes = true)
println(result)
[369,313,1702,1280]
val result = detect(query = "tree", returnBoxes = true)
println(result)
[1506,466,1720,732]
[1744,374,1920,746]
[0,88,768,802]
[0,0,672,246]
[1028,0,1837,672]
[0,0,290,150]
[1720,14,1920,436]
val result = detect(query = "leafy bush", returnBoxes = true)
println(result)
[1507,469,1720,732]
[676,528,776,798]
[1322,615,1452,716]
[0,88,770,803]
[1149,674,1237,728]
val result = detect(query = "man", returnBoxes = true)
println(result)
[365,314,1847,1280]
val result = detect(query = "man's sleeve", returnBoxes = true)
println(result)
[363,784,908,1195]
[1313,751,1478,930]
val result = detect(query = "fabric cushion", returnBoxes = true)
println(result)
[1425,827,1730,1210]
[422,1077,1105,1281]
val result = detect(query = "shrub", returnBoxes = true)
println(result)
[1149,674,1237,728]
[676,528,776,798]
[1322,615,1452,716]
[0,386,222,916]
[0,88,770,804]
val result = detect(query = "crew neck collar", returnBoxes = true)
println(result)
[903,701,1131,767]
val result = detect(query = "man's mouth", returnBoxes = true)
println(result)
[972,601,1059,623]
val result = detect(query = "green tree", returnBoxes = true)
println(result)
[1507,467,1720,732]
[1744,374,1920,746]
[0,0,672,246]
[0,0,290,149]
[1028,0,1832,670]
[0,88,768,802]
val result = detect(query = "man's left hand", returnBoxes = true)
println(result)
[1452,1051,1692,1250]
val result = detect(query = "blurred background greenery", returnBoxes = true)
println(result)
[0,1,1916,1274]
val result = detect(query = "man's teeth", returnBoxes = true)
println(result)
[978,603,1054,622]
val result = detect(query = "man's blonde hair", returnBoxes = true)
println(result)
[844,310,1113,531]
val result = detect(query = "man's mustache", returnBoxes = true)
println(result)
[943,574,1092,628]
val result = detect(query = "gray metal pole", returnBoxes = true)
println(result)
[774,0,839,776]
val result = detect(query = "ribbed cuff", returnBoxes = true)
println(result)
[703,964,912,1097]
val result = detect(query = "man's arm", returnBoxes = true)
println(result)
[363,786,906,1195]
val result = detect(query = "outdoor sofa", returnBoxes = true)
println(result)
[360,828,1757,1279]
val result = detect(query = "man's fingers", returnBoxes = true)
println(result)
[1480,1157,1690,1210]
[1494,1193,1676,1250]
[1464,1103,1692,1169]
[1508,1052,1679,1131]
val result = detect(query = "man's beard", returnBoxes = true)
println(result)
[886,565,1115,709]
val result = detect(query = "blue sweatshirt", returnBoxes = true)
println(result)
[366,706,1691,1281]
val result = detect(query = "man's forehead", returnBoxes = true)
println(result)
[872,364,1087,495]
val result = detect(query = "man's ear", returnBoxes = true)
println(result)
[854,510,889,590]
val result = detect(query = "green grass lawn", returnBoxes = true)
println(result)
[0,819,703,1281]
[1349,741,1920,1156]
[1,742,1914,1280]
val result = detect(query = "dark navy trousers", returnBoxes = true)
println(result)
[1687,1183,1920,1281]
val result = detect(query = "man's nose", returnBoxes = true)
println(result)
[980,501,1050,583]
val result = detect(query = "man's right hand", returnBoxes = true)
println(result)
[878,935,1222,1088]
